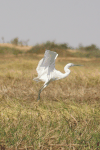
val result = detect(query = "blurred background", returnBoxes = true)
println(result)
[0,0,100,56]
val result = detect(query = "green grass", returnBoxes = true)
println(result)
[0,55,100,149]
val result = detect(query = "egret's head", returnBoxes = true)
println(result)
[67,63,75,68]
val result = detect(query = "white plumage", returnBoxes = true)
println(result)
[33,50,82,100]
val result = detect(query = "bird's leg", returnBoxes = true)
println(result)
[37,84,47,101]
[37,89,41,101]
[37,80,51,101]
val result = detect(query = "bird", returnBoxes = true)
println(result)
[33,50,82,101]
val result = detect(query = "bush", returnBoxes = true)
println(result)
[79,44,99,51]
[27,41,69,56]
[0,46,23,55]
[11,37,19,46]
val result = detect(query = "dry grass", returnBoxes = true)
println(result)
[0,43,32,51]
[0,54,100,150]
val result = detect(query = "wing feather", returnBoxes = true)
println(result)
[36,50,58,77]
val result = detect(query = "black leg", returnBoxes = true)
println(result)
[37,80,51,101]
[37,84,47,101]
[37,89,41,101]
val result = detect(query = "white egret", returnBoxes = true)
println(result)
[33,50,82,100]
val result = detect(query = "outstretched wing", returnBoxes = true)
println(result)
[36,50,58,77]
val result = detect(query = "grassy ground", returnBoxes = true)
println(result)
[0,54,100,150]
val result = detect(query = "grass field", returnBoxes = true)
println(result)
[0,54,100,150]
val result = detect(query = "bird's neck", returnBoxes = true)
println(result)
[59,69,70,80]
[64,69,70,77]
[63,66,71,78]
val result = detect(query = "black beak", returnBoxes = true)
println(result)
[74,64,83,66]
